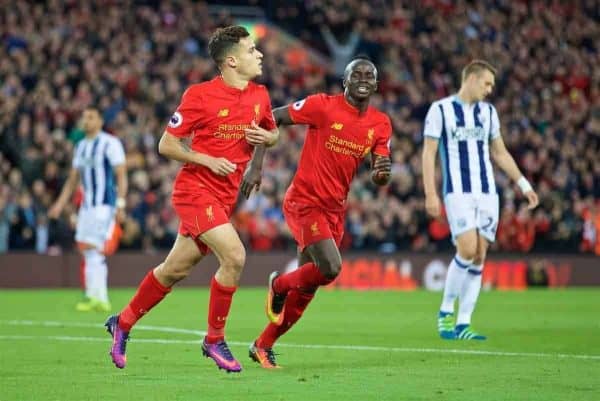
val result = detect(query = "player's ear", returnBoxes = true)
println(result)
[225,55,237,69]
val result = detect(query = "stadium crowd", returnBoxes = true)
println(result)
[1,0,599,254]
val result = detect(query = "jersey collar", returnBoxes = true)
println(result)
[215,76,250,95]
[339,94,370,118]
[453,94,477,107]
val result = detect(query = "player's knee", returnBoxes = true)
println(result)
[160,263,191,283]
[169,269,190,282]
[158,257,195,284]
[318,257,342,281]
[457,245,477,261]
[457,231,478,260]
[222,246,246,273]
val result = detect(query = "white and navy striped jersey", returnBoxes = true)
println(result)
[423,95,500,196]
[72,131,125,209]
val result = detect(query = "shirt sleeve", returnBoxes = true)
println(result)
[72,141,84,168]
[259,90,277,131]
[166,86,203,138]
[106,138,126,166]
[372,117,392,157]
[489,104,501,139]
[287,93,327,127]
[423,103,443,140]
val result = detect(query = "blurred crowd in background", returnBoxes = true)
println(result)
[1,0,599,255]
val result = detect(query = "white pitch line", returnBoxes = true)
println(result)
[0,319,205,336]
[1,320,599,361]
[0,335,200,345]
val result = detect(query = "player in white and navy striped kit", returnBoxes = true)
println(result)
[49,107,128,312]
[422,60,539,340]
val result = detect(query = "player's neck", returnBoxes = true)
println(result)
[344,95,369,114]
[220,70,250,90]
[456,89,476,105]
[85,129,100,139]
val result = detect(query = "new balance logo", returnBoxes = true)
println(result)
[218,109,229,117]
[310,222,320,235]
[330,123,343,130]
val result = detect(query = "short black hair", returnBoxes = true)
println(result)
[83,106,103,119]
[343,55,378,81]
[208,25,251,67]
[350,54,373,63]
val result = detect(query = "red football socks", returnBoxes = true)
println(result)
[205,276,237,343]
[273,262,328,294]
[119,270,172,332]
[256,289,315,348]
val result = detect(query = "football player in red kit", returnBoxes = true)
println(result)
[241,56,392,368]
[105,26,278,373]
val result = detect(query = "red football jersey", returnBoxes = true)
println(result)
[286,93,392,211]
[166,76,276,206]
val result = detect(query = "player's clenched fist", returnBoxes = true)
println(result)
[371,155,392,185]
[207,157,236,176]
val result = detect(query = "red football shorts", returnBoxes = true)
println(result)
[283,199,345,251]
[172,191,233,255]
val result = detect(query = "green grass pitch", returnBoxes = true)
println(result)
[1,288,599,400]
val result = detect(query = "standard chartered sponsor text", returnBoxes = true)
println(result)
[213,123,253,140]
[326,134,365,158]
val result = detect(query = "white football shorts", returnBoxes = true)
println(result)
[75,205,116,250]
[444,192,499,243]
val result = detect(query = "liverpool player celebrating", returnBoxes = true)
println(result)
[105,26,278,373]
[241,56,392,368]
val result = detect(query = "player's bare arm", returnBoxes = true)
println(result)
[273,106,294,126]
[371,154,392,186]
[48,167,80,219]
[490,136,539,209]
[241,121,281,199]
[158,130,236,176]
[422,137,442,218]
[240,145,266,199]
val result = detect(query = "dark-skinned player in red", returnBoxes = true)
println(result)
[241,56,392,368]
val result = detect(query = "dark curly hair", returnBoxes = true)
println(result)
[208,26,250,68]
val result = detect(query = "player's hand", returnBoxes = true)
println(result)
[371,155,391,185]
[373,155,391,173]
[244,121,278,146]
[425,194,442,218]
[207,157,236,176]
[524,190,539,210]
[47,203,62,219]
[240,166,262,199]
[115,208,126,223]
